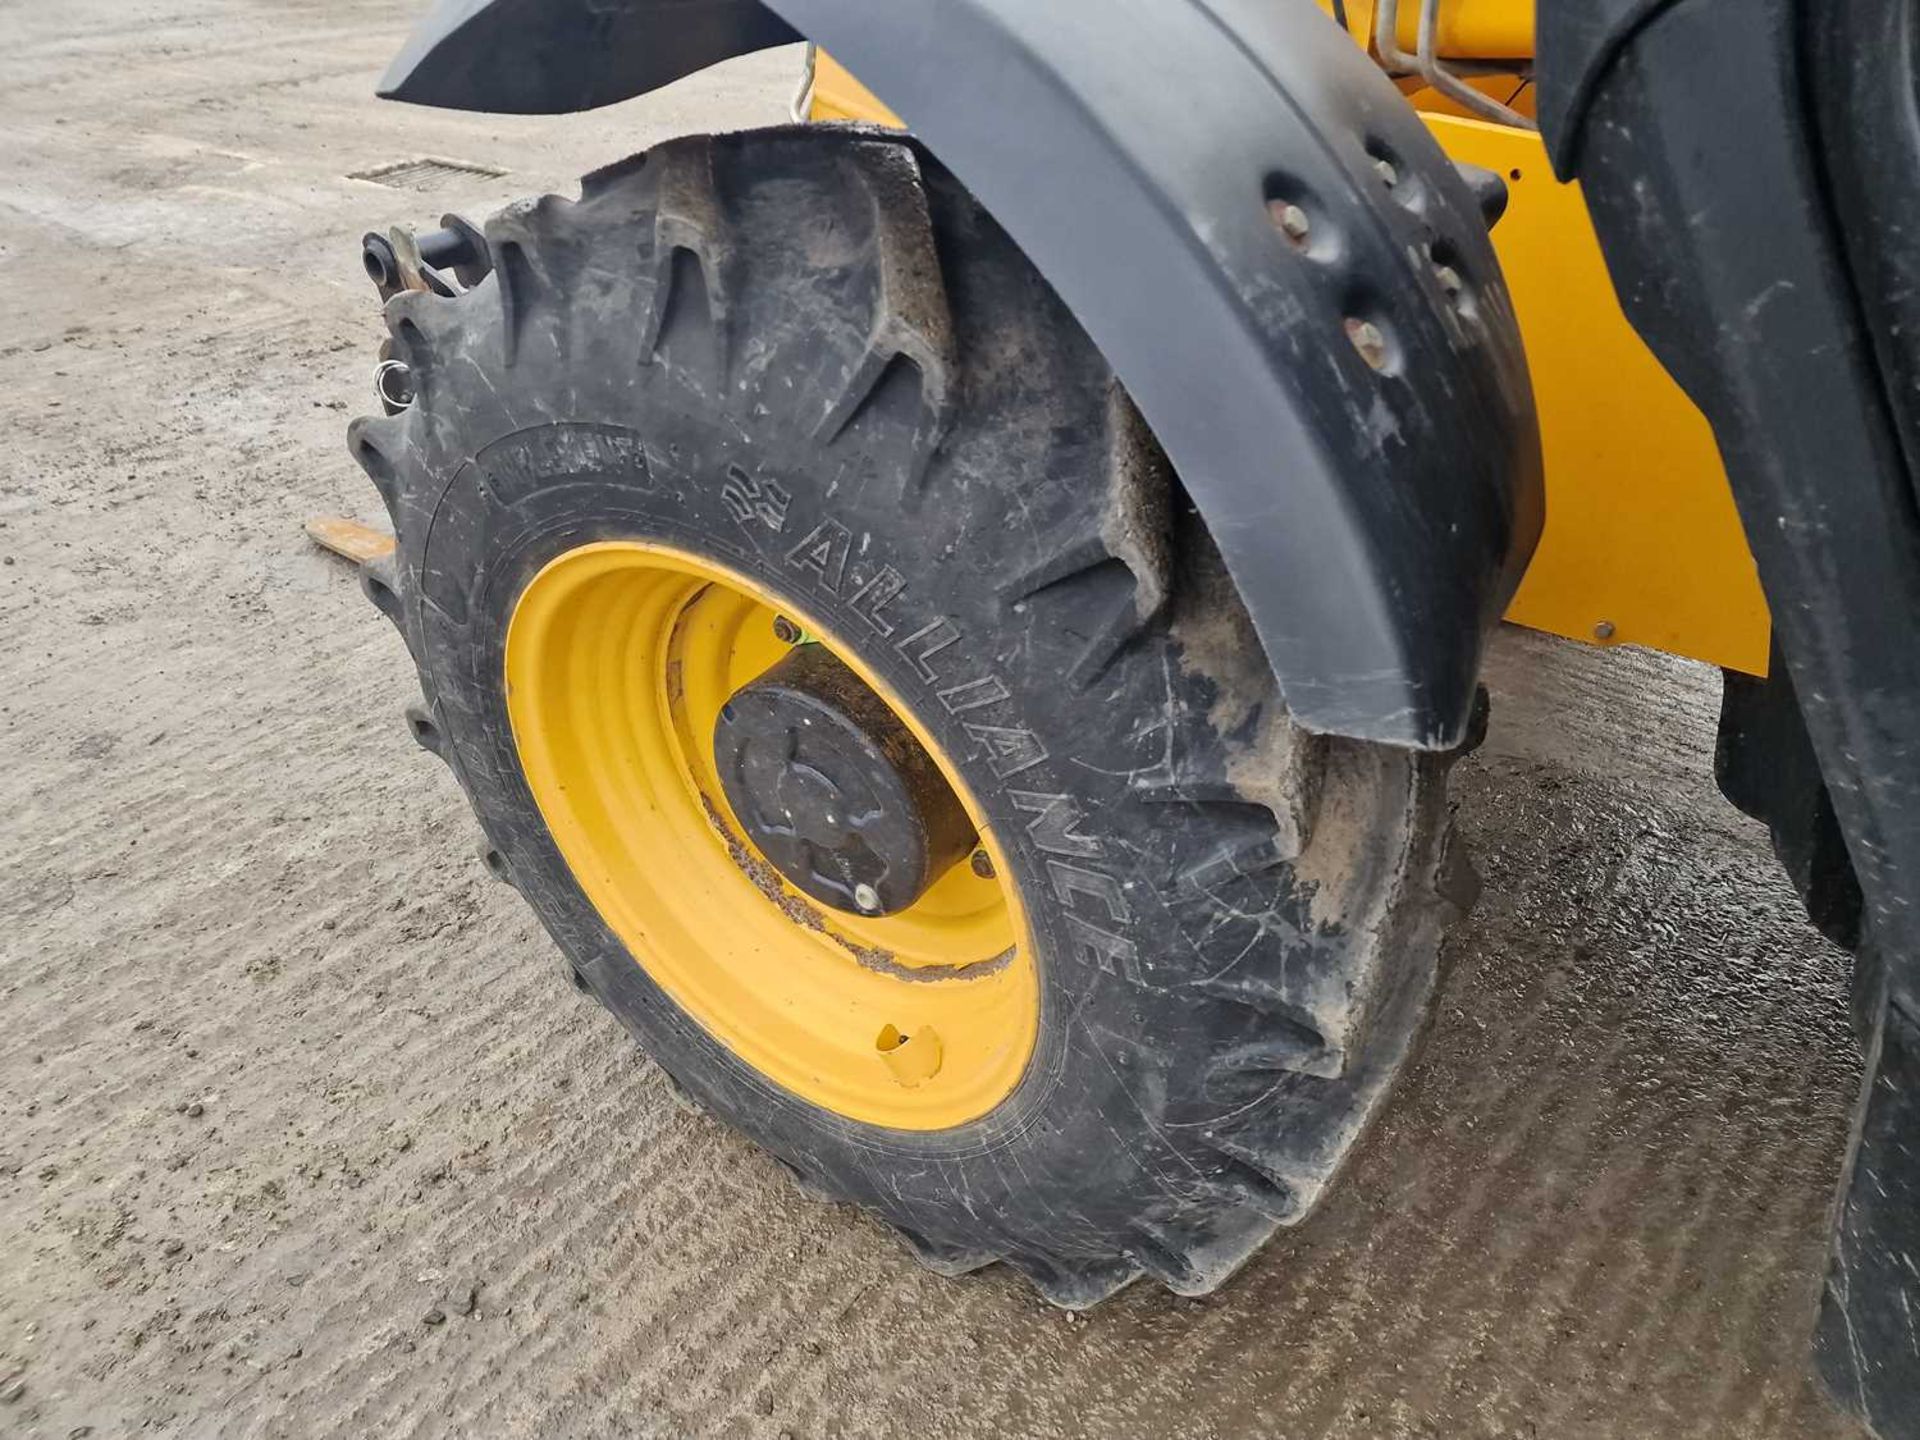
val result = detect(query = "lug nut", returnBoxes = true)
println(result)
[853,882,881,914]
[1374,157,1399,188]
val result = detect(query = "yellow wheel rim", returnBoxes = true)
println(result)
[504,541,1039,1129]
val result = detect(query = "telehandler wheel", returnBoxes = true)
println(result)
[349,128,1470,1305]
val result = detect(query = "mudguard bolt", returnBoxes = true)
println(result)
[772,615,802,644]
[1268,200,1312,248]
[970,850,995,880]
[1345,318,1390,370]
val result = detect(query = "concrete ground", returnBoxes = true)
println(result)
[0,3,1868,1436]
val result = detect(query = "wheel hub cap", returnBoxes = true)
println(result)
[713,644,977,916]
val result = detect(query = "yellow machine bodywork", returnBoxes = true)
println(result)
[809,17,1772,677]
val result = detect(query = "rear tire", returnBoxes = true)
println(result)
[349,127,1469,1304]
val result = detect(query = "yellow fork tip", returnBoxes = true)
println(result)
[305,516,397,565]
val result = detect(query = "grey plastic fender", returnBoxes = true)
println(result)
[382,0,1542,749]
[379,0,801,115]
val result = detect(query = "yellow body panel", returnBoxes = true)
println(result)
[808,42,1771,675]
[1431,115,1770,673]
[1318,0,1534,61]
[811,51,901,127]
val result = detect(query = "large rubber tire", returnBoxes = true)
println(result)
[349,127,1470,1305]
